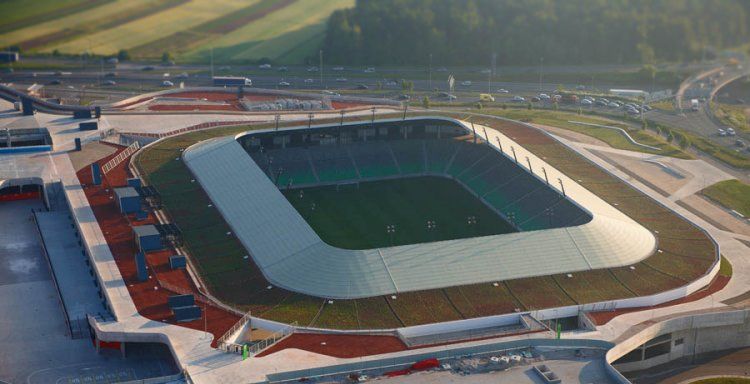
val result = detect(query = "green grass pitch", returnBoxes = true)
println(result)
[281,176,517,249]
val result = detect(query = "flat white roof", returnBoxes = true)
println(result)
[183,116,656,299]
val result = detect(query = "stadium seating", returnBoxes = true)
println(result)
[243,136,588,231]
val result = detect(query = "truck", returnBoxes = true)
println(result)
[213,76,252,87]
[690,99,700,111]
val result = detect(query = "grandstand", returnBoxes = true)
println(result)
[242,122,591,237]
[183,117,656,300]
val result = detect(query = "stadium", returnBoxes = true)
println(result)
[139,114,720,329]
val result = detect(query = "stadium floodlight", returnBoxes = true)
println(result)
[544,207,554,225]
[558,177,566,197]
[467,216,477,235]
[525,156,532,174]
[541,166,549,185]
[426,220,437,241]
[386,224,396,245]
[510,146,518,163]
[496,137,503,154]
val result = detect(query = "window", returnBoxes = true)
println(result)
[674,338,684,346]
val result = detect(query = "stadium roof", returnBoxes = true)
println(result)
[183,116,657,299]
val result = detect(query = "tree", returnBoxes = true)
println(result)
[117,49,130,62]
[641,120,648,130]
[161,52,172,63]
[52,49,60,57]
[666,130,674,143]
[476,102,482,110]
[422,95,430,109]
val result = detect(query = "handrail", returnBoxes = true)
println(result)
[102,141,140,174]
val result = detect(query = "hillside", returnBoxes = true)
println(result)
[322,0,750,66]
[0,0,354,63]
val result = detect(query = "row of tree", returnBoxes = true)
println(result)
[322,0,749,66]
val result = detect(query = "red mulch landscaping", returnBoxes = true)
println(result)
[77,143,240,347]
[148,104,240,111]
[587,274,731,325]
[256,333,408,358]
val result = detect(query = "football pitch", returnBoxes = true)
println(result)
[282,176,517,249]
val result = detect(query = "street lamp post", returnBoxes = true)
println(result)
[510,146,518,163]
[308,113,314,129]
[274,114,280,131]
[541,166,549,185]
[339,110,345,126]
[525,156,532,174]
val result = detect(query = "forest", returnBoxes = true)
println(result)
[321,0,750,65]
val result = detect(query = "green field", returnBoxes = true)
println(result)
[282,176,515,249]
[0,0,354,63]
[690,379,750,384]
[702,179,750,217]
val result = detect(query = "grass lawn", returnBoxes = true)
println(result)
[690,379,750,384]
[282,176,515,249]
[480,108,692,159]
[702,179,750,217]
[713,102,749,132]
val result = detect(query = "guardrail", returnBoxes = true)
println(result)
[102,141,140,174]
[216,310,252,351]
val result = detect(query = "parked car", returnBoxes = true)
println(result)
[461,80,472,86]
[531,96,541,102]
[332,66,344,71]
[103,80,116,86]
[259,64,272,69]
[727,127,736,136]
[162,80,174,87]
[595,99,608,107]
[307,66,318,72]
[736,139,745,147]
[303,78,314,84]
[335,77,348,82]
[396,94,411,100]
[496,88,509,94]
[511,95,526,102]
[364,67,376,73]
[356,83,369,90]
[104,72,117,77]
[581,99,593,106]
[539,93,550,100]
[142,66,155,71]
[49,79,62,85]
[278,81,291,87]
[277,66,288,72]
[718,129,727,136]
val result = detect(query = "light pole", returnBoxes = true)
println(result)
[339,110,345,126]
[274,114,280,131]
[539,57,544,93]
[467,215,477,235]
[541,166,549,185]
[308,113,314,129]
[386,224,396,246]
[319,50,323,87]
[510,146,518,163]
[428,53,432,91]
[426,220,437,241]
[525,156,532,174]
[506,212,516,228]
[558,178,566,197]
[545,207,554,226]
[371,107,376,128]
